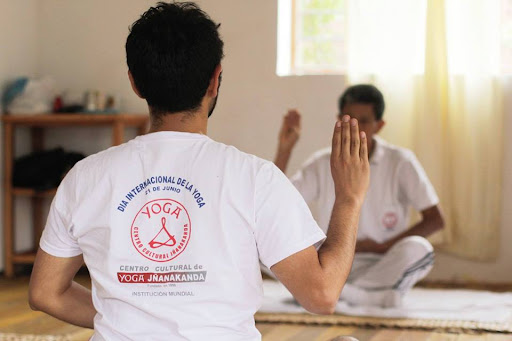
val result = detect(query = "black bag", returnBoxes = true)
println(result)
[12,147,85,190]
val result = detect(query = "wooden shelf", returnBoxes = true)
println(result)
[12,187,58,197]
[1,113,148,127]
[12,251,37,264]
[2,113,149,277]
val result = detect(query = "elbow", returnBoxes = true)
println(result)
[28,293,40,311]
[438,220,445,232]
[28,297,40,312]
[28,288,46,312]
[435,212,445,232]
[301,287,338,315]
[425,206,445,234]
[310,303,337,315]
[306,297,337,315]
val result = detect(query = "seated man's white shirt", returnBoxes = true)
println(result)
[40,131,325,341]
[291,136,439,243]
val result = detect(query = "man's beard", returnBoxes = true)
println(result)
[208,72,222,118]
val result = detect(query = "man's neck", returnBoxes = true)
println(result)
[148,110,208,135]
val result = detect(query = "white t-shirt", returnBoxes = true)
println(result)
[40,131,325,341]
[291,136,439,244]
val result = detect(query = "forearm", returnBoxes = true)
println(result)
[274,147,292,173]
[317,198,362,297]
[32,281,96,328]
[270,116,368,315]
[383,214,444,251]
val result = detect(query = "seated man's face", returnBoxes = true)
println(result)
[339,103,385,151]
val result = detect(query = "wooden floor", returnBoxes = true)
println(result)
[1,275,511,341]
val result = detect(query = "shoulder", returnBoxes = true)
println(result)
[54,144,132,205]
[375,137,418,165]
[205,140,290,192]
[71,142,133,174]
[302,147,331,168]
[206,138,272,171]
[310,147,332,161]
[374,137,430,184]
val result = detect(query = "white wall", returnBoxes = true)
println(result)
[0,0,40,268]
[1,0,510,282]
[36,0,339,165]
[37,0,149,155]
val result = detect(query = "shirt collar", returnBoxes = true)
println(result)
[370,135,385,165]
[136,131,209,142]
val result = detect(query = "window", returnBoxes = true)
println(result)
[277,0,347,76]
[278,0,512,76]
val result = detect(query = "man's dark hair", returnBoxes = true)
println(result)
[338,84,385,121]
[126,2,224,118]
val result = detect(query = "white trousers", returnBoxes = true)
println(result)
[339,236,434,307]
[347,236,434,292]
[262,236,434,307]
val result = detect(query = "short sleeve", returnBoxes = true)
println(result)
[290,156,321,204]
[254,162,326,269]
[39,167,82,257]
[398,152,439,211]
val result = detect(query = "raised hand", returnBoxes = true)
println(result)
[330,115,370,205]
[278,109,301,152]
[271,117,371,315]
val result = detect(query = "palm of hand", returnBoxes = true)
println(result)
[279,110,301,150]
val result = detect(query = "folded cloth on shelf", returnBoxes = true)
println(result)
[13,147,85,190]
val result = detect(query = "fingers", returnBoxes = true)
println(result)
[285,109,301,129]
[335,115,365,160]
[341,115,351,159]
[331,120,342,158]
[359,131,368,161]
[291,111,301,129]
[350,118,360,156]
[287,108,300,118]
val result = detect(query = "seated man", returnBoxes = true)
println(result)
[274,84,445,307]
[28,2,369,340]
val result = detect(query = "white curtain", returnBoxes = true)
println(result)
[345,0,504,260]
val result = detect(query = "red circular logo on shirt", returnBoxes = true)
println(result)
[131,199,191,262]
[382,212,398,229]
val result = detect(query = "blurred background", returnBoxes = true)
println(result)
[0,0,511,284]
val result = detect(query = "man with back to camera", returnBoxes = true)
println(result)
[28,2,368,340]
[274,84,445,308]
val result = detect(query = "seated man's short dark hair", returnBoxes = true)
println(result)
[338,84,385,121]
[126,2,224,117]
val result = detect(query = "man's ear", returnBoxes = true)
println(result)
[207,64,223,98]
[128,70,144,99]
[375,120,386,134]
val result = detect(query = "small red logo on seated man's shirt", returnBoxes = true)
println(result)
[382,212,398,229]
[131,199,191,262]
